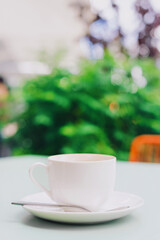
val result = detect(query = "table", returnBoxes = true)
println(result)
[0,156,160,240]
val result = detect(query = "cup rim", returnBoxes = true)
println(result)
[48,153,116,163]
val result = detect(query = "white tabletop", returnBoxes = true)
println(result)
[0,156,160,240]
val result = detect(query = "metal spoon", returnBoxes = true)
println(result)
[11,201,129,212]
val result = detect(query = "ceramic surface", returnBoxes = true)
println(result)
[29,154,116,211]
[22,191,144,224]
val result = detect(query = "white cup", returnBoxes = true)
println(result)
[29,153,116,211]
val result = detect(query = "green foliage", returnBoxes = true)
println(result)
[9,52,160,160]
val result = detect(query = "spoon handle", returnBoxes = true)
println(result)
[11,201,129,212]
[11,201,90,212]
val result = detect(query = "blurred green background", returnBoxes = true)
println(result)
[3,52,160,160]
[1,0,160,160]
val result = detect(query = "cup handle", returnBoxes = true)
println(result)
[29,162,51,198]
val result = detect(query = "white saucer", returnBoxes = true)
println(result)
[21,191,144,224]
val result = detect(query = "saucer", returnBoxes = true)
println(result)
[20,191,144,224]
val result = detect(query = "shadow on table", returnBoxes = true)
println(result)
[21,213,137,230]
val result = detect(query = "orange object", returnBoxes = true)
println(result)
[129,135,160,163]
